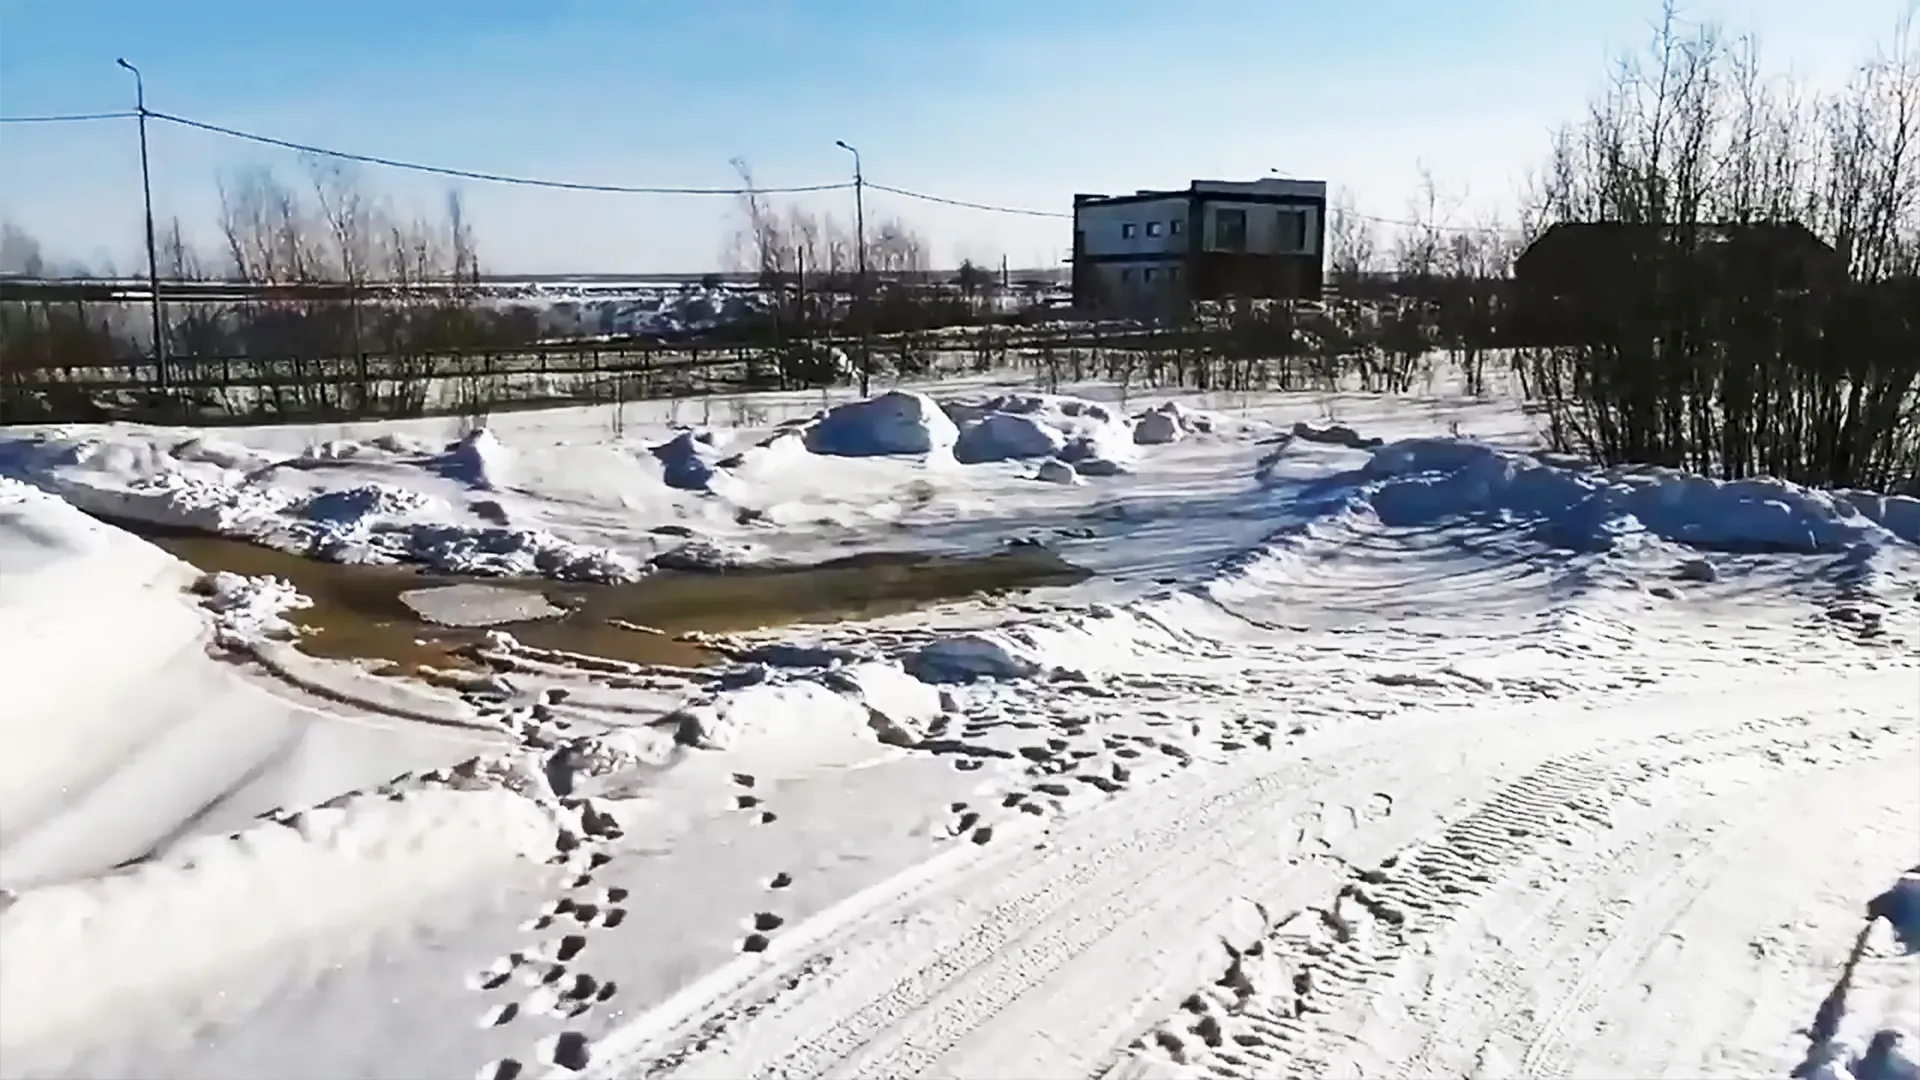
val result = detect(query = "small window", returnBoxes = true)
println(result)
[1166,265,1181,281]
[1169,218,1182,235]
[1145,221,1162,237]
[1143,268,1157,282]
[1276,209,1309,253]
[1119,268,1134,283]
[1215,208,1248,252]
[1121,223,1137,239]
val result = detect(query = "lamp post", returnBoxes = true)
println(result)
[835,140,870,396]
[117,57,167,395]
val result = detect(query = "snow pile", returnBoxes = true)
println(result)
[1233,436,1920,573]
[904,600,1208,683]
[191,570,312,645]
[657,658,942,750]
[0,436,297,532]
[650,429,725,492]
[1132,401,1220,445]
[803,391,959,457]
[299,431,440,461]
[431,428,510,491]
[298,482,445,525]
[940,393,1136,477]
[0,784,558,1065]
[390,523,643,581]
[1836,490,1920,546]
[598,282,770,339]
[164,434,279,472]
[1290,420,1383,449]
[1360,439,1920,553]
[1,429,644,584]
[955,411,1070,463]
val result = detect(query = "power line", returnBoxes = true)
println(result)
[868,182,1071,219]
[0,110,138,123]
[872,180,1517,235]
[146,110,854,196]
[7,103,1524,234]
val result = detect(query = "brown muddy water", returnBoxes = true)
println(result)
[127,525,1092,675]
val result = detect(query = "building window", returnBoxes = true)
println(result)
[1166,265,1181,281]
[1214,208,1248,252]
[1143,268,1157,282]
[1276,208,1309,253]
[1145,221,1162,237]
[1121,223,1138,239]
[1170,218,1182,235]
[1119,268,1134,283]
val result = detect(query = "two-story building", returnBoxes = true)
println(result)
[1070,177,1328,316]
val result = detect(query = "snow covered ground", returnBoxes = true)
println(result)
[0,364,1915,1080]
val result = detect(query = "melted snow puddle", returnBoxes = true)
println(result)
[131,526,1091,674]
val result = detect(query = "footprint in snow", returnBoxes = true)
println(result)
[539,1031,592,1072]
[470,953,524,991]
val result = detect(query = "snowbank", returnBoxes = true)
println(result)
[1236,436,1920,566]
[0,481,495,888]
[0,785,558,1065]
[0,429,644,583]
[804,391,958,457]
[1358,438,1920,553]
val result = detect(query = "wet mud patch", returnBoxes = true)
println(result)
[118,520,1091,675]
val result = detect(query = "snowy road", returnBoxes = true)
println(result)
[565,669,1915,1080]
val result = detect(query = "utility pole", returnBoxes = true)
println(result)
[117,57,167,396]
[835,140,870,396]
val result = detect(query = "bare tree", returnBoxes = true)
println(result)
[1518,2,1920,491]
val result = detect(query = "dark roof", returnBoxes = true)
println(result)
[1515,220,1847,292]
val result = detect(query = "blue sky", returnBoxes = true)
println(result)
[0,0,1906,275]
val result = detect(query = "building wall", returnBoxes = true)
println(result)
[1197,201,1321,256]
[1071,179,1330,313]
[1076,197,1191,259]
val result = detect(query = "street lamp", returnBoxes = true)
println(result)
[836,140,870,395]
[117,57,167,394]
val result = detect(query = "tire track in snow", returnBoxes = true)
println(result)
[1511,731,1919,1080]
[1100,711,1889,1080]
[574,675,1892,1080]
